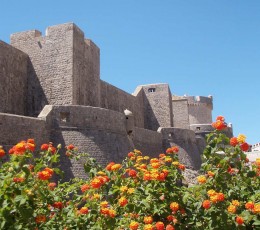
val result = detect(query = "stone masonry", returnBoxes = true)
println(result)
[0,23,233,181]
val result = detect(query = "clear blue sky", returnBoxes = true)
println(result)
[1,1,259,145]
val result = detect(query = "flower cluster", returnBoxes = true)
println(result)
[211,115,227,130]
[0,116,259,229]
[9,138,35,155]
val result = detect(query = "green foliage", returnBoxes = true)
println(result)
[0,129,259,229]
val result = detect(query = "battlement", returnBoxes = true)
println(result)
[11,23,84,42]
[186,96,213,106]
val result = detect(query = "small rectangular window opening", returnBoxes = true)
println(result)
[60,112,70,123]
[148,88,156,93]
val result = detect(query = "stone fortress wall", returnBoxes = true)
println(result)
[0,23,233,180]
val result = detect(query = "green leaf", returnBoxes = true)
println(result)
[14,195,27,205]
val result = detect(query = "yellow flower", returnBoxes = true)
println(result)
[127,188,135,194]
[100,201,109,208]
[134,149,142,155]
[210,195,218,203]
[172,161,179,166]
[207,171,215,177]
[232,200,240,207]
[227,205,236,214]
[207,189,216,197]
[111,164,122,171]
[144,156,150,160]
[237,134,246,144]
[93,193,100,199]
[136,156,143,163]
[165,157,172,163]
[120,186,128,193]
[97,171,106,176]
[197,175,207,184]
[144,224,153,230]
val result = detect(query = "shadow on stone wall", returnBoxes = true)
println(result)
[143,96,160,131]
[26,59,48,117]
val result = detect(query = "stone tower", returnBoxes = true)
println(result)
[10,23,100,116]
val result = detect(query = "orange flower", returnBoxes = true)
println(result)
[44,168,54,176]
[178,164,185,171]
[37,168,54,180]
[236,216,244,225]
[197,175,206,184]
[207,171,215,177]
[81,184,90,193]
[202,200,211,209]
[143,172,152,181]
[166,146,179,154]
[118,197,128,207]
[230,137,238,147]
[212,120,227,130]
[128,169,137,177]
[217,193,225,202]
[166,224,175,230]
[0,148,5,158]
[170,202,179,212]
[100,201,109,208]
[151,162,161,169]
[227,205,236,214]
[66,144,75,150]
[210,195,218,204]
[216,116,225,122]
[171,146,179,153]
[100,208,109,215]
[253,203,260,214]
[91,177,103,189]
[150,158,159,164]
[111,163,122,171]
[155,221,165,230]
[53,201,63,210]
[106,162,115,171]
[13,177,25,183]
[35,215,46,223]
[240,142,249,152]
[245,201,254,210]
[41,144,49,151]
[79,207,89,215]
[129,221,139,230]
[167,215,177,223]
[9,141,27,155]
[48,182,56,190]
[128,152,135,158]
[144,216,153,224]
[108,209,116,218]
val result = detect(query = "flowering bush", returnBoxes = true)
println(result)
[0,116,259,229]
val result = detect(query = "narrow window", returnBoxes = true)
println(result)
[60,112,70,123]
[148,88,156,93]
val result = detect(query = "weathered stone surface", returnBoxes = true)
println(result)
[0,23,229,181]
